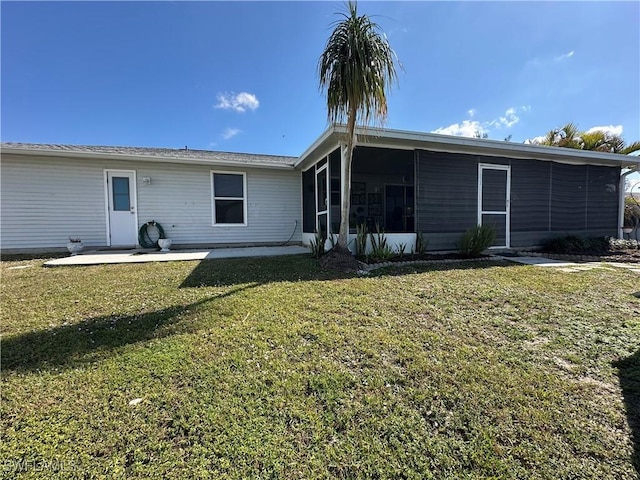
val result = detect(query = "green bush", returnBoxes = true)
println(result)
[370,224,394,262]
[609,238,640,250]
[457,225,496,257]
[540,235,608,254]
[624,197,640,228]
[396,242,407,259]
[355,223,368,258]
[309,229,326,258]
[415,231,429,255]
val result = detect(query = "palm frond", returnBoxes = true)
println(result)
[318,0,399,128]
[621,141,640,155]
[533,122,640,156]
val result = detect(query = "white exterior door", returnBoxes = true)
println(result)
[106,171,138,246]
[478,164,511,248]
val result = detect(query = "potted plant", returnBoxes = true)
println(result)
[157,232,172,252]
[66,237,83,255]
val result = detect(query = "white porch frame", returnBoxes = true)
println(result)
[315,158,330,233]
[477,163,511,249]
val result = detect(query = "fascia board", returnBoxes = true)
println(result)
[1,148,295,170]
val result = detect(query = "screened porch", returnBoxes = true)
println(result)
[302,146,415,236]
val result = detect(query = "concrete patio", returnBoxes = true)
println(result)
[41,248,640,274]
[44,245,309,267]
[498,255,640,274]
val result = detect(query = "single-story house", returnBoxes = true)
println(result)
[2,125,638,253]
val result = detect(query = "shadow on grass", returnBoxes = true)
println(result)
[614,349,640,474]
[1,252,68,263]
[179,255,353,288]
[368,258,524,276]
[1,285,254,374]
[179,254,521,288]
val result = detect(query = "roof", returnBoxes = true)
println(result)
[0,142,297,170]
[296,125,640,171]
[3,127,640,172]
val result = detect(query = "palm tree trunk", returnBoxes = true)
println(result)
[338,107,357,250]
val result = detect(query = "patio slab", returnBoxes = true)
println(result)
[44,245,309,267]
[497,256,573,266]
[498,255,640,274]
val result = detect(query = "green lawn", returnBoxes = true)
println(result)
[1,255,639,479]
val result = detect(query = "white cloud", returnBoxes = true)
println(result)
[496,107,519,128]
[525,51,575,69]
[526,125,624,145]
[221,128,241,140]
[524,135,547,145]
[554,50,575,62]
[432,120,487,138]
[433,106,529,138]
[215,92,259,113]
[586,125,623,136]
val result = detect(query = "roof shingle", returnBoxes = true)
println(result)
[1,142,297,167]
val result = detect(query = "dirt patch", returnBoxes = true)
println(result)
[319,246,364,272]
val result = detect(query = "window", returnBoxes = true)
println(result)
[211,172,247,225]
[112,177,131,211]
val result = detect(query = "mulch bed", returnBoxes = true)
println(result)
[528,249,640,264]
[319,249,493,272]
[357,253,491,264]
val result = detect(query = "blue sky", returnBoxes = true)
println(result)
[2,1,639,164]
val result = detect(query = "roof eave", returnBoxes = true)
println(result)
[295,125,638,169]
[294,124,344,170]
[1,147,296,170]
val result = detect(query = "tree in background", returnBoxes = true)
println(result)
[533,122,640,155]
[318,0,398,251]
[535,122,582,149]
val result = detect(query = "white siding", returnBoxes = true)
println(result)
[1,154,302,250]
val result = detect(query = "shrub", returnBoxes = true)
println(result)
[355,223,368,258]
[457,225,496,257]
[397,243,407,259]
[608,237,640,251]
[540,235,608,254]
[327,227,337,249]
[415,231,429,255]
[309,229,326,258]
[624,197,640,228]
[370,224,394,262]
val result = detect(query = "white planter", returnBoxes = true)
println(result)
[623,227,634,234]
[66,242,83,256]
[158,238,172,252]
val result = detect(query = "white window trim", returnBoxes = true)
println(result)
[211,170,248,227]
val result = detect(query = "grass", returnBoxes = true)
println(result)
[1,254,639,479]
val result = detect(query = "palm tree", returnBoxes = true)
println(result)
[581,129,640,154]
[533,123,640,155]
[535,122,582,149]
[318,1,398,251]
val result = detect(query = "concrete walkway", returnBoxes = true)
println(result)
[499,255,640,274]
[44,245,309,267]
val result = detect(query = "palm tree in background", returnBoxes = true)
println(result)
[318,0,398,251]
[580,129,640,155]
[534,122,640,154]
[536,122,582,149]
